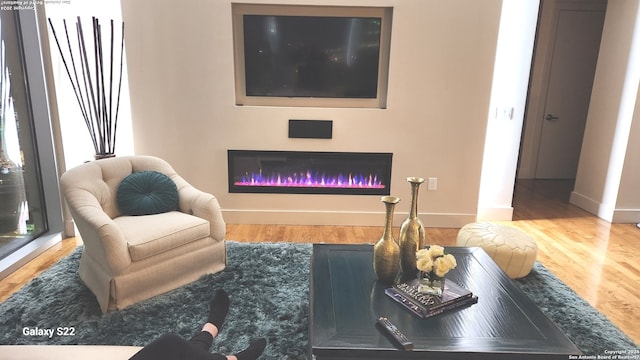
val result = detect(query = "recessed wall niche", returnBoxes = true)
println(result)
[228,150,393,195]
[231,3,393,108]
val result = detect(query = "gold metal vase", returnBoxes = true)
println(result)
[373,196,401,284]
[398,177,426,277]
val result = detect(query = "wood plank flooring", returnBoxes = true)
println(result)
[1,179,638,345]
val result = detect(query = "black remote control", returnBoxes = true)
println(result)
[376,316,414,351]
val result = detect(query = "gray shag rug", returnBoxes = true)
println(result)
[0,241,637,358]
[0,241,309,358]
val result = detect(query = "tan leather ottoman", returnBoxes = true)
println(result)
[456,222,537,279]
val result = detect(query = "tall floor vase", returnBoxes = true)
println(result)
[398,177,425,277]
[373,196,401,284]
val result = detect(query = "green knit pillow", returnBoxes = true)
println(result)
[117,171,178,216]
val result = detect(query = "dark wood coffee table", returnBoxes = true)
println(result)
[310,244,581,359]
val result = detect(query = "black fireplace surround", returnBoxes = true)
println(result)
[228,150,392,195]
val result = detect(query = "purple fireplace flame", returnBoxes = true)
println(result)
[228,150,392,195]
[235,170,385,189]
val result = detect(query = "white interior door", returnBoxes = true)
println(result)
[535,4,606,179]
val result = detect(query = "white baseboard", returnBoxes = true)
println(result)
[64,219,76,238]
[222,209,475,228]
[612,208,640,224]
[476,206,514,221]
[568,191,639,223]
[570,191,604,217]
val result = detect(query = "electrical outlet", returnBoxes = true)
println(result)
[427,177,437,191]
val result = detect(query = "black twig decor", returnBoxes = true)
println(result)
[48,17,125,157]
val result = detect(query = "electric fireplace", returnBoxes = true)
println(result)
[228,150,392,195]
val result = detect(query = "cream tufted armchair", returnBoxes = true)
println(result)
[59,155,226,313]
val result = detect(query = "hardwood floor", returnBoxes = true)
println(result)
[1,179,638,345]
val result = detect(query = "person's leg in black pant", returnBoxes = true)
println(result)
[129,290,266,360]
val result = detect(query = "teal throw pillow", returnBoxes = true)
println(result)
[117,171,178,216]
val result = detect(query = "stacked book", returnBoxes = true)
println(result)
[385,279,478,318]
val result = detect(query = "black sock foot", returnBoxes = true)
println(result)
[208,289,229,330]
[234,338,267,360]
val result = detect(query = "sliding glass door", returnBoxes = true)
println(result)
[0,7,63,277]
[0,10,47,259]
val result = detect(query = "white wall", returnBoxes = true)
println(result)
[47,0,640,226]
[121,0,505,227]
[119,0,508,227]
[616,87,640,222]
[612,1,640,224]
[571,0,640,222]
[477,0,539,221]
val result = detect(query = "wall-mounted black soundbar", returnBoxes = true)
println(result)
[288,120,333,139]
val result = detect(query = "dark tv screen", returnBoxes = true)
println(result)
[242,15,382,99]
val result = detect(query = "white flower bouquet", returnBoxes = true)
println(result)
[416,245,457,278]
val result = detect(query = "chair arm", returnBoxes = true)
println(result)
[65,195,132,274]
[177,184,226,241]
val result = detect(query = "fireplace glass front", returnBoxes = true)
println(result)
[228,150,392,195]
